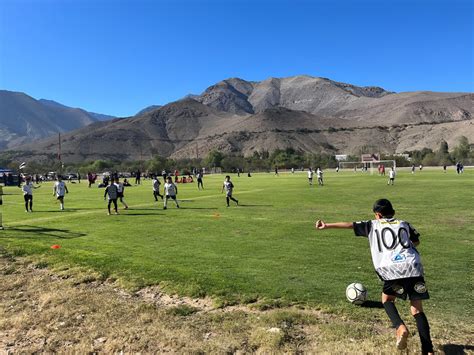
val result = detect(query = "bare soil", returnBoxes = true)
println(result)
[0,252,472,354]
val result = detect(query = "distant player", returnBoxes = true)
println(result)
[114,177,129,209]
[315,199,434,354]
[388,167,396,185]
[163,176,179,209]
[53,176,69,210]
[152,175,163,201]
[316,167,324,186]
[307,168,313,186]
[222,175,238,207]
[104,180,119,215]
[197,171,204,190]
[411,164,416,174]
[274,166,279,176]
[22,176,40,212]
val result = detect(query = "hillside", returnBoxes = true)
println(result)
[4,76,474,162]
[0,91,100,149]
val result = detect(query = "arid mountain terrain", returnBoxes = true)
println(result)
[0,91,116,150]
[3,76,473,162]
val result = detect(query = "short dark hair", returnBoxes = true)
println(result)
[373,199,395,217]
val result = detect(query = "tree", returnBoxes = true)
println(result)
[205,150,224,168]
[452,136,470,161]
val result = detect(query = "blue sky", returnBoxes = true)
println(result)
[0,0,472,117]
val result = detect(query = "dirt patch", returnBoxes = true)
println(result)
[0,252,472,353]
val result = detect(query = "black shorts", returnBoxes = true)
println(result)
[166,195,176,200]
[24,194,33,202]
[117,192,124,198]
[383,276,429,301]
[56,195,65,200]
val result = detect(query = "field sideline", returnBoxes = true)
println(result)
[0,169,473,352]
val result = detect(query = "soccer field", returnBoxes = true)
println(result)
[1,169,473,328]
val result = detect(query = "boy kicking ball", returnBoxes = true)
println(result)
[315,199,434,354]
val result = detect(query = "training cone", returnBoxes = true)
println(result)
[51,244,61,249]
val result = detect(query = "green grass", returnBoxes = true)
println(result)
[1,169,473,326]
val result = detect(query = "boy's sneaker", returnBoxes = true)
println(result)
[396,325,408,350]
[236,200,239,205]
[163,206,167,210]
[177,205,180,208]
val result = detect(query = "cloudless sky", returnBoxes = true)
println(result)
[0,0,472,116]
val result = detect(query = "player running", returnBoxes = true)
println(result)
[104,180,119,215]
[197,171,204,190]
[163,176,179,210]
[53,176,69,210]
[222,176,238,207]
[316,167,324,186]
[22,176,40,212]
[114,177,129,209]
[314,199,434,354]
[152,175,163,201]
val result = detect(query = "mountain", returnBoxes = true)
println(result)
[38,99,116,121]
[0,91,102,149]
[135,105,162,116]
[4,76,474,162]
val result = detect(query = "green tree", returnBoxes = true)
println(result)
[205,150,224,168]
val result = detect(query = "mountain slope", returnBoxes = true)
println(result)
[0,91,99,149]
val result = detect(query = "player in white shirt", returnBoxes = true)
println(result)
[114,177,129,209]
[163,176,179,210]
[152,175,163,201]
[22,176,40,212]
[307,168,313,186]
[314,199,433,354]
[53,176,69,210]
[316,167,324,186]
[388,167,396,185]
[222,176,238,207]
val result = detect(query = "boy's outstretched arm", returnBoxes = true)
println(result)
[315,220,353,230]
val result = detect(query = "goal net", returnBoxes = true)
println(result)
[338,160,396,175]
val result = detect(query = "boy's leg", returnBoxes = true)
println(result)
[107,200,111,215]
[171,196,179,208]
[382,292,409,350]
[411,300,434,354]
[226,196,230,207]
[153,191,158,201]
[59,196,64,210]
[230,196,238,205]
[164,196,168,209]
[24,196,29,212]
[29,196,33,212]
[121,197,128,209]
[113,199,118,213]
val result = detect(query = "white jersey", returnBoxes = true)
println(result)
[353,218,423,280]
[22,182,33,195]
[223,181,233,195]
[316,169,323,178]
[152,178,161,191]
[389,170,396,179]
[307,170,313,179]
[164,182,176,196]
[115,182,124,193]
[54,181,67,196]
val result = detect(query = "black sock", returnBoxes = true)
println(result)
[226,197,230,206]
[414,312,433,354]
[383,301,404,329]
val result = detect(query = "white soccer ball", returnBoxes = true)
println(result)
[346,282,367,305]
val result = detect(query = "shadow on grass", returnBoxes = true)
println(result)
[3,225,86,239]
[360,300,384,309]
[442,344,474,355]
[237,204,274,207]
[122,213,164,216]
[178,207,217,210]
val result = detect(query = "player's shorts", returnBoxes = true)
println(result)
[117,192,124,198]
[383,276,429,301]
[56,195,65,200]
[166,195,177,200]
[24,194,33,201]
[225,191,232,197]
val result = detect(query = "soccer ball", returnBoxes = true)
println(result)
[346,282,367,305]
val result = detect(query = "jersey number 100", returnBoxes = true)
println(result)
[374,227,410,252]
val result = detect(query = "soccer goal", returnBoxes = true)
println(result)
[338,160,396,175]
